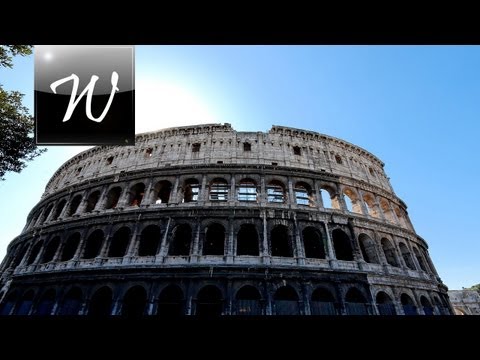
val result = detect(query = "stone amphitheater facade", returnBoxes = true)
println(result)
[0,123,452,316]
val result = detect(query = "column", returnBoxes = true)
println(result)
[140,178,154,206]
[287,176,295,207]
[158,217,171,258]
[373,195,386,221]
[323,222,336,259]
[229,175,235,204]
[260,174,266,205]
[170,175,180,203]
[315,181,323,210]
[293,216,304,265]
[190,221,201,261]
[261,211,270,263]
[116,183,131,208]
[94,185,109,211]
[200,174,208,203]
[356,189,369,216]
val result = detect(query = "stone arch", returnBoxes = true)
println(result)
[122,285,147,318]
[11,244,29,268]
[85,190,101,213]
[345,287,369,315]
[181,178,200,203]
[271,225,293,257]
[381,237,399,267]
[358,233,379,264]
[236,224,259,256]
[237,178,257,202]
[376,291,396,315]
[105,186,122,209]
[40,204,54,222]
[302,226,326,259]
[195,285,223,316]
[401,293,418,315]
[420,295,434,315]
[235,285,262,315]
[362,192,380,218]
[26,240,43,265]
[294,181,313,206]
[108,227,131,258]
[332,228,353,261]
[138,225,161,256]
[41,236,60,263]
[61,232,81,261]
[343,187,361,214]
[35,288,56,315]
[52,199,67,220]
[88,286,112,316]
[82,229,104,259]
[157,284,184,317]
[68,194,82,216]
[267,180,286,203]
[59,287,83,315]
[412,246,428,272]
[168,224,192,256]
[0,291,18,315]
[203,223,225,255]
[274,285,300,315]
[128,182,145,207]
[153,180,172,204]
[311,287,336,315]
[209,178,229,202]
[379,198,395,223]
[16,289,35,315]
[399,242,416,270]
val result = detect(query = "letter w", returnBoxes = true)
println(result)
[50,71,119,123]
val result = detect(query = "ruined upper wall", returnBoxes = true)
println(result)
[42,124,393,197]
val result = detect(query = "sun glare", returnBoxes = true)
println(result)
[135,79,218,133]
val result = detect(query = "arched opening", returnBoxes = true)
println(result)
[52,199,66,220]
[88,287,112,317]
[128,183,145,207]
[138,225,161,256]
[157,285,184,317]
[362,193,380,218]
[68,195,82,216]
[203,223,225,255]
[271,225,292,257]
[182,178,200,203]
[236,285,262,315]
[381,238,399,267]
[236,224,259,256]
[122,286,147,318]
[379,198,395,223]
[399,243,416,270]
[85,191,101,213]
[421,296,434,315]
[105,187,122,209]
[345,288,369,315]
[61,233,80,261]
[311,287,336,315]
[82,230,104,259]
[169,224,192,256]
[237,179,257,202]
[302,227,326,259]
[41,236,60,263]
[401,293,417,315]
[108,227,131,257]
[153,180,172,204]
[413,247,428,272]
[358,234,379,264]
[267,180,286,203]
[35,289,56,315]
[376,292,396,315]
[41,204,54,222]
[209,178,228,201]
[16,289,35,315]
[196,285,223,316]
[332,229,353,261]
[0,292,17,315]
[59,287,83,315]
[274,286,299,315]
[433,296,447,315]
[294,182,313,206]
[26,241,43,265]
[11,245,29,268]
[320,187,338,209]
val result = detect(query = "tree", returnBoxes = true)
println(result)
[468,284,480,293]
[0,45,46,181]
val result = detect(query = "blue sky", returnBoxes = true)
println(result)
[0,45,478,290]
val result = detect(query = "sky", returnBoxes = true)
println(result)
[0,45,479,290]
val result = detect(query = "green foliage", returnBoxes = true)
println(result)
[468,284,480,293]
[0,45,46,181]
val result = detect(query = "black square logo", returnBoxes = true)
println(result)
[35,45,135,145]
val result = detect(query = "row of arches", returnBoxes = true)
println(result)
[27,174,410,232]
[6,222,434,277]
[0,283,449,316]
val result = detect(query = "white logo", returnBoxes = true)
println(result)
[50,71,119,123]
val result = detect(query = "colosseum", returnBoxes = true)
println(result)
[0,123,452,316]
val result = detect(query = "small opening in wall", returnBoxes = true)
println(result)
[192,143,201,152]
[369,167,374,176]
[145,148,153,157]
[335,155,343,164]
[106,156,114,165]
[243,142,251,151]
[293,146,301,156]
[76,167,82,173]
[272,162,278,166]
[217,161,223,164]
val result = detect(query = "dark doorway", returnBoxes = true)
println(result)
[311,287,336,315]
[122,286,147,318]
[35,289,56,315]
[376,292,396,315]
[0,292,17,315]
[196,285,223,316]
[108,227,131,257]
[83,230,104,259]
[138,225,161,256]
[271,225,292,257]
[157,285,184,317]
[59,287,83,315]
[235,285,262,315]
[274,286,299,315]
[401,293,418,315]
[332,229,353,261]
[302,227,326,259]
[16,290,35,315]
[169,224,192,256]
[237,224,259,256]
[61,233,80,261]
[41,236,60,263]
[345,288,369,315]
[27,241,43,265]
[105,187,122,209]
[88,287,112,317]
[203,223,225,255]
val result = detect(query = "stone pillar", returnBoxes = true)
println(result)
[94,185,109,211]
[117,183,131,208]
[170,175,180,203]
[373,195,386,221]
[315,181,323,209]
[201,174,208,203]
[158,217,171,258]
[140,178,154,206]
[125,223,140,258]
[260,175,267,205]
[191,221,201,260]
[293,215,304,264]
[287,177,295,207]
[72,229,89,261]
[356,189,369,216]
[229,175,235,203]
[261,211,270,263]
[226,218,234,262]
[98,225,113,258]
[323,222,336,260]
